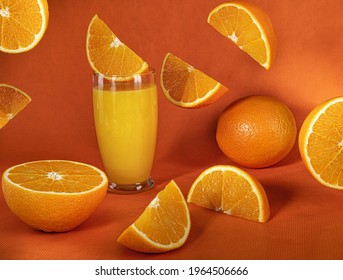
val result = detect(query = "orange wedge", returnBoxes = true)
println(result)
[86,15,148,76]
[299,97,343,190]
[208,0,276,69]
[0,0,49,53]
[2,160,108,232]
[160,53,228,108]
[0,83,31,129]
[187,165,270,223]
[117,180,191,253]
[0,110,8,128]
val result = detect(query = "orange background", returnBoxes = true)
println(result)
[1,0,343,260]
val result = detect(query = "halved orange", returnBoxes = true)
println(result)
[86,15,148,76]
[2,160,108,232]
[299,97,343,190]
[208,0,276,69]
[0,83,31,129]
[0,0,49,53]
[187,165,270,223]
[117,180,191,253]
[160,53,228,108]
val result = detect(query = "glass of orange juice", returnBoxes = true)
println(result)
[93,69,158,194]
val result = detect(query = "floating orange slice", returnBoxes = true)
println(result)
[2,160,108,232]
[86,15,148,76]
[117,180,191,253]
[0,84,31,129]
[160,53,228,108]
[299,97,343,190]
[208,0,276,69]
[187,165,270,223]
[0,0,49,53]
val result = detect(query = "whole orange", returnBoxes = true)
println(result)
[216,95,297,168]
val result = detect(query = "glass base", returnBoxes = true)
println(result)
[107,177,154,194]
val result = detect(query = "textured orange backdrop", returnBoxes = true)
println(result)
[1,0,343,260]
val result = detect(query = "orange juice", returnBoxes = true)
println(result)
[93,82,158,186]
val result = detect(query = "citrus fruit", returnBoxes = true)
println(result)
[208,0,276,69]
[187,165,270,223]
[2,160,108,232]
[160,53,228,108]
[0,83,31,129]
[216,95,297,168]
[299,97,343,190]
[86,15,148,76]
[117,180,191,253]
[0,0,49,53]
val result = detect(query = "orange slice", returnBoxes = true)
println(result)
[2,160,108,232]
[187,165,270,223]
[86,15,148,76]
[0,0,49,53]
[208,0,276,69]
[299,97,343,190]
[0,83,31,129]
[117,180,191,253]
[160,53,228,108]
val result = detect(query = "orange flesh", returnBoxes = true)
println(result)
[307,102,343,186]
[7,161,104,193]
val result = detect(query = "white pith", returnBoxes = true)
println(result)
[187,65,194,73]
[47,172,63,181]
[149,197,160,209]
[0,6,10,18]
[229,33,238,43]
[110,37,122,48]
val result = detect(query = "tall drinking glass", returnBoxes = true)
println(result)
[93,69,158,194]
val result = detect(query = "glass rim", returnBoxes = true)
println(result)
[93,67,155,79]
